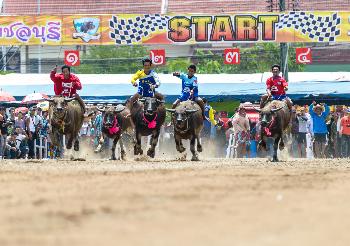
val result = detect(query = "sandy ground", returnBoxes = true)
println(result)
[1,158,350,246]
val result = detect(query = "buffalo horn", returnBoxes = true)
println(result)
[185,109,198,113]
[166,109,176,113]
[64,97,75,102]
[271,106,284,113]
[114,105,126,113]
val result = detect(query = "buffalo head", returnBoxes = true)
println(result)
[255,106,284,127]
[99,105,125,127]
[166,108,198,128]
[48,97,74,116]
[140,97,164,115]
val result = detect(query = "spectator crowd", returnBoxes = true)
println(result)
[0,100,349,160]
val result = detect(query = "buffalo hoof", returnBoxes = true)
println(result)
[74,141,79,151]
[191,154,199,161]
[272,156,279,162]
[110,156,117,160]
[197,145,203,152]
[121,151,126,160]
[279,142,285,150]
[147,149,155,158]
[134,146,143,155]
[257,141,266,151]
[177,146,186,153]
[66,142,72,150]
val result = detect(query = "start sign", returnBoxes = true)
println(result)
[150,49,166,65]
[224,48,240,64]
[64,50,80,66]
[296,47,312,64]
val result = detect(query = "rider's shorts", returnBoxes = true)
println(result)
[138,86,154,97]
[272,94,287,100]
[178,87,198,101]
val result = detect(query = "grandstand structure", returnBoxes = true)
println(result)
[0,0,349,73]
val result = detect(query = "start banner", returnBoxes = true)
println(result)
[0,12,349,45]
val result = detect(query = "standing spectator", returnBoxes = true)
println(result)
[309,102,330,158]
[26,107,41,159]
[0,107,9,158]
[212,112,226,157]
[296,107,311,158]
[202,98,215,139]
[339,109,350,158]
[231,106,250,158]
[290,108,299,157]
[15,112,26,130]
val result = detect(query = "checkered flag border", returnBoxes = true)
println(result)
[277,11,341,42]
[109,14,170,45]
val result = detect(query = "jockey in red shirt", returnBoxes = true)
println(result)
[50,65,85,112]
[260,64,293,110]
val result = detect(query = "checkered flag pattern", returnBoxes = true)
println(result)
[109,14,170,45]
[277,12,341,42]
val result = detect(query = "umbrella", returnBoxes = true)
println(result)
[0,90,16,102]
[36,101,50,111]
[15,107,29,114]
[21,92,49,104]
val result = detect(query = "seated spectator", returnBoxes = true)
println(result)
[6,132,19,159]
[15,127,29,159]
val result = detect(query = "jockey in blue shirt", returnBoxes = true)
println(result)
[172,64,205,119]
[130,57,163,103]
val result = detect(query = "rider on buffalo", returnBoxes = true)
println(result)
[130,57,163,103]
[50,65,85,113]
[260,64,292,111]
[172,64,205,119]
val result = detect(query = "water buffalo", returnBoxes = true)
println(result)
[48,96,84,154]
[94,104,133,160]
[166,100,203,161]
[126,96,166,158]
[255,100,291,162]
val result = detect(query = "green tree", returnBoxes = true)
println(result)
[76,46,148,74]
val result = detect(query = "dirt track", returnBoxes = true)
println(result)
[1,158,350,246]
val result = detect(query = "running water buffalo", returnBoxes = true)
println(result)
[126,96,166,158]
[94,104,133,160]
[166,100,203,161]
[48,96,84,153]
[255,100,291,162]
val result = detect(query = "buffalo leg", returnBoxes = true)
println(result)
[190,136,199,161]
[279,134,285,150]
[74,134,80,151]
[175,135,185,153]
[95,134,105,152]
[147,130,160,158]
[110,136,119,160]
[119,137,126,160]
[134,131,143,155]
[196,136,202,152]
[272,136,280,162]
[66,133,73,149]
